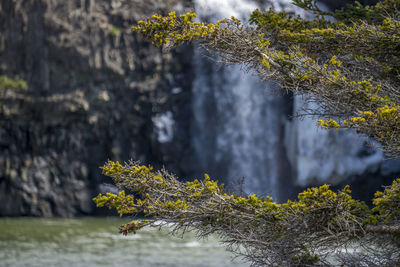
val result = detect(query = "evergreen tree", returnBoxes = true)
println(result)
[94,1,400,266]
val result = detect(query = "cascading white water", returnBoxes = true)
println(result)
[191,0,294,200]
[286,97,383,187]
[190,0,385,201]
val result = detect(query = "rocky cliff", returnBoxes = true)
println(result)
[0,0,193,216]
[0,0,398,217]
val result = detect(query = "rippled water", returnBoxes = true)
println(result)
[0,218,249,267]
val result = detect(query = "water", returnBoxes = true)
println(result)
[191,0,292,201]
[190,0,385,201]
[0,217,249,267]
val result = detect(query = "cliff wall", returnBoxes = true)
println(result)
[0,0,193,216]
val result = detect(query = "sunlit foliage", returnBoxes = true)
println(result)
[133,0,400,154]
[0,75,28,91]
[97,1,400,266]
[94,161,400,266]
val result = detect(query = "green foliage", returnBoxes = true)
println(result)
[132,11,220,46]
[0,75,28,91]
[94,161,400,266]
[372,178,400,223]
[119,220,150,235]
[97,1,400,266]
[292,0,400,24]
[93,190,136,215]
[109,27,123,36]
[249,8,334,32]
[131,1,400,154]
[333,0,400,24]
[291,251,320,265]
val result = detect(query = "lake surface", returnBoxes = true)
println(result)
[0,217,249,267]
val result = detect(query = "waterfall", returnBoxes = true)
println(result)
[189,0,385,201]
[285,97,383,187]
[191,0,294,200]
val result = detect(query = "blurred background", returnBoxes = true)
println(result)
[2,0,399,266]
[0,0,398,218]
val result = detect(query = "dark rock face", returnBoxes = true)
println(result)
[0,0,193,216]
[0,0,398,217]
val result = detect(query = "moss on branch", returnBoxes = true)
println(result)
[94,161,400,266]
[132,0,400,154]
[95,1,400,265]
